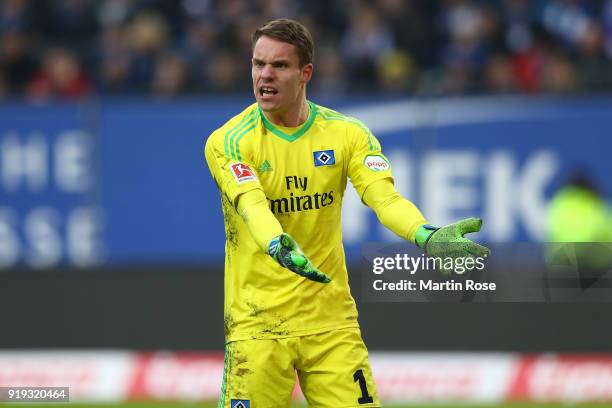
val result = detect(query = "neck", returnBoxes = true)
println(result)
[263,98,310,127]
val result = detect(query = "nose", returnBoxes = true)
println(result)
[261,64,274,80]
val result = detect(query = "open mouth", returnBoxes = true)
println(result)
[259,86,278,96]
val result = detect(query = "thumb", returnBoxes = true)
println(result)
[456,217,483,235]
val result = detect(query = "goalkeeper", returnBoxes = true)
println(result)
[204,18,489,408]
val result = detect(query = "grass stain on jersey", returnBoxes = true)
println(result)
[224,314,235,338]
[246,301,264,317]
[231,350,252,378]
[221,195,239,250]
[234,367,253,377]
[233,352,248,366]
[260,314,289,337]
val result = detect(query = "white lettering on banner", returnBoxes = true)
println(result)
[0,130,92,193]
[341,149,560,243]
[0,130,101,268]
[1,132,47,192]
[486,152,515,242]
[67,207,105,267]
[0,208,19,268]
[486,150,558,241]
[369,353,517,403]
[4,351,612,404]
[55,131,93,192]
[140,354,223,400]
[25,207,62,269]
[422,151,479,226]
[525,357,612,402]
[0,206,105,269]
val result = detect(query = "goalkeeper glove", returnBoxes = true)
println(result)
[415,217,491,275]
[268,233,331,283]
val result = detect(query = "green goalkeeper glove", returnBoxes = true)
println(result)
[415,217,491,275]
[268,233,331,283]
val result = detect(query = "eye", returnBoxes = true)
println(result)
[273,62,288,69]
[253,60,264,68]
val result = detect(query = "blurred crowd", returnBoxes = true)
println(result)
[2,0,612,100]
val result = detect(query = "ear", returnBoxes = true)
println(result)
[301,63,313,84]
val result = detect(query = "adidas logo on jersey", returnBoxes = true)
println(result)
[258,159,273,173]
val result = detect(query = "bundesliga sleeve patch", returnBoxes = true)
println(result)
[230,162,257,184]
[364,154,390,171]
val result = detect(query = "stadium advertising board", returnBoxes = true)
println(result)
[1,97,610,268]
[2,351,612,403]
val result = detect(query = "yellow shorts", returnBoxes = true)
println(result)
[218,327,381,408]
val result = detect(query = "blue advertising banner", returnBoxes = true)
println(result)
[0,104,102,268]
[1,96,610,268]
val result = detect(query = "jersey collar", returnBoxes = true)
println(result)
[258,101,317,142]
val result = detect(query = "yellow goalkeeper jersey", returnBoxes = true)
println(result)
[204,101,393,343]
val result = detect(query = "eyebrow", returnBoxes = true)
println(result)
[252,58,291,65]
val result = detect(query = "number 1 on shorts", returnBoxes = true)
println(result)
[353,369,374,404]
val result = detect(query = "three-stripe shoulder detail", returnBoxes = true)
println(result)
[223,108,258,160]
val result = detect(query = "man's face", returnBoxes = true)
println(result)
[252,35,312,114]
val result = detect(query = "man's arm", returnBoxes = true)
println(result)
[236,189,331,283]
[236,189,283,252]
[362,178,427,243]
[343,117,489,274]
[204,132,330,283]
[363,179,490,274]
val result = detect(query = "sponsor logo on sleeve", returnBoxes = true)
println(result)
[364,155,390,171]
[230,162,257,184]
